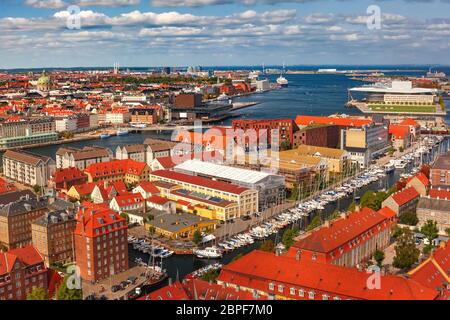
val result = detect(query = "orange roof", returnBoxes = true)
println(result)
[295,115,373,128]
[407,172,429,188]
[217,250,439,300]
[1,246,44,275]
[74,203,127,238]
[53,167,87,184]
[389,124,411,139]
[409,242,450,295]
[151,170,249,195]
[136,181,160,194]
[429,187,450,200]
[292,208,393,253]
[391,187,420,206]
[113,193,144,208]
[72,182,103,196]
[0,177,16,194]
[85,159,147,178]
[400,118,419,126]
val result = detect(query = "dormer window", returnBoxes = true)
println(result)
[290,287,296,295]
[268,282,275,291]
[278,284,284,293]
[308,291,315,299]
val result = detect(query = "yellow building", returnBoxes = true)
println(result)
[144,209,217,240]
[294,145,350,173]
[149,170,258,220]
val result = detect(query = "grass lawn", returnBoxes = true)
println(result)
[368,104,436,113]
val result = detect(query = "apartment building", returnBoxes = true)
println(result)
[0,195,48,249]
[84,159,151,185]
[115,144,146,162]
[74,204,128,282]
[31,209,77,267]
[56,146,113,170]
[417,197,450,235]
[2,150,55,186]
[430,153,450,187]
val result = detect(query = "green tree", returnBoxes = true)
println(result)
[33,185,42,194]
[373,250,385,267]
[200,269,219,282]
[282,225,300,249]
[260,240,276,253]
[393,228,420,270]
[347,201,356,212]
[420,220,439,244]
[120,212,130,224]
[56,276,82,300]
[26,287,48,300]
[148,225,156,237]
[445,228,450,237]
[289,183,299,201]
[193,230,203,246]
[306,215,322,231]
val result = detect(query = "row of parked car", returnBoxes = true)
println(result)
[111,276,138,293]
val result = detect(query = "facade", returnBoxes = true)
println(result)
[150,170,259,220]
[174,159,285,210]
[430,153,450,187]
[231,118,300,149]
[105,110,131,124]
[74,204,128,282]
[55,117,77,132]
[381,187,420,217]
[84,159,151,185]
[417,197,450,235]
[287,207,397,267]
[109,193,145,214]
[0,195,48,249]
[405,173,429,196]
[0,118,57,148]
[129,107,158,125]
[0,246,48,300]
[3,150,55,186]
[174,93,202,108]
[31,209,77,267]
[56,146,113,170]
[49,167,88,191]
[389,124,412,150]
[341,124,389,168]
[115,144,146,162]
[296,124,340,149]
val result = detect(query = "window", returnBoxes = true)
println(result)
[290,287,296,295]
[278,284,284,293]
[268,282,275,290]
[298,289,304,297]
[322,294,329,300]
[308,291,315,299]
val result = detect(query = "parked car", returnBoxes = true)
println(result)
[127,276,138,285]
[111,285,121,293]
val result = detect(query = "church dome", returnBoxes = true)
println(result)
[37,72,50,85]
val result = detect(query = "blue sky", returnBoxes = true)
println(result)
[0,0,449,68]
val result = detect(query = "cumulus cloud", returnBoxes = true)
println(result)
[25,0,140,8]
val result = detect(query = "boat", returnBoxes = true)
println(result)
[100,133,110,139]
[394,160,407,169]
[217,93,230,101]
[116,129,129,136]
[130,123,147,129]
[277,63,289,87]
[193,246,223,259]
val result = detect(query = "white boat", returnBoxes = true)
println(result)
[276,75,288,87]
[193,246,223,259]
[130,123,147,129]
[394,160,407,169]
[217,93,229,101]
[116,129,129,136]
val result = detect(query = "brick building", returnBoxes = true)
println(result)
[0,195,48,249]
[74,204,128,282]
[381,186,420,217]
[430,152,450,187]
[297,124,340,148]
[31,209,77,267]
[0,246,48,300]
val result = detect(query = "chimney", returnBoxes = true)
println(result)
[324,220,332,228]
[340,212,348,219]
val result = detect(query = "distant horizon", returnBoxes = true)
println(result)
[2,64,450,72]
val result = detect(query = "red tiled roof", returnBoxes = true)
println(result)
[138,281,189,300]
[107,180,128,195]
[53,167,87,184]
[113,193,144,208]
[391,187,420,206]
[407,172,430,187]
[2,246,44,272]
[389,124,410,139]
[84,159,147,178]
[292,208,393,253]
[377,207,397,219]
[400,118,419,126]
[147,195,170,205]
[72,182,103,196]
[429,187,450,200]
[136,182,160,194]
[151,170,249,195]
[409,242,450,293]
[217,250,439,300]
[295,115,372,128]
[74,203,127,238]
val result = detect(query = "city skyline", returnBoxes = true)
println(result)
[1,0,450,68]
